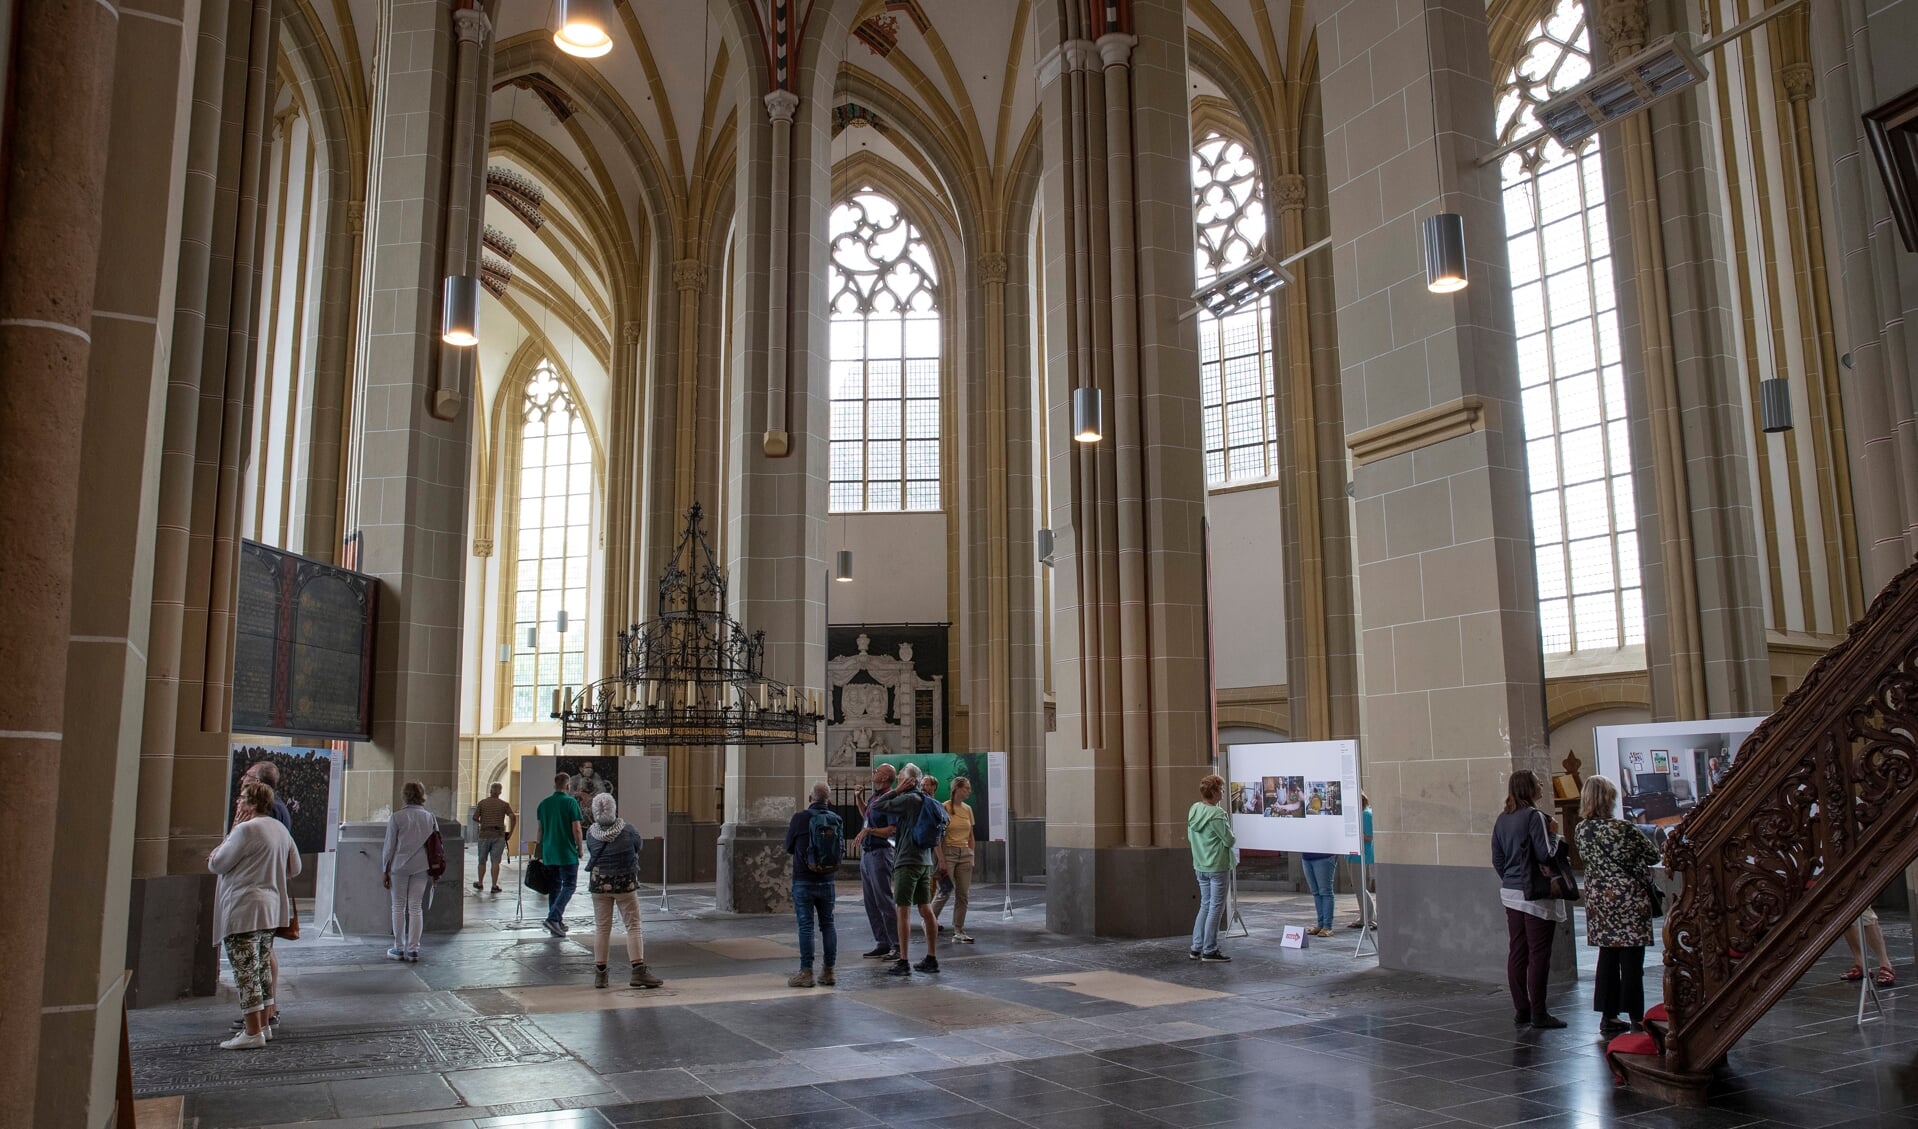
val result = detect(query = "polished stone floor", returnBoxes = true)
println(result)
[131,866,1917,1129]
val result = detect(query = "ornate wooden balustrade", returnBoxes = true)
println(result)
[1646,557,1918,1090]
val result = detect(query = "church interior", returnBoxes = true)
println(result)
[6,0,1918,1124]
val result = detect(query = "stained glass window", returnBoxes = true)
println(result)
[1498,0,1642,654]
[511,363,591,722]
[828,188,940,512]
[1193,131,1277,486]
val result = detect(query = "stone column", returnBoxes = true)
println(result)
[39,3,201,1118]
[1312,0,1547,981]
[715,79,832,912]
[1036,0,1214,937]
[0,0,118,1108]
[344,0,490,829]
[1598,0,1768,719]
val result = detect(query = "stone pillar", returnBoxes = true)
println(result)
[1312,0,1547,981]
[0,0,118,1108]
[1598,0,1768,719]
[1036,0,1214,937]
[38,4,200,1118]
[715,74,833,911]
[345,0,490,829]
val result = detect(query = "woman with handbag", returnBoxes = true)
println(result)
[381,781,438,962]
[208,781,301,1049]
[1492,770,1569,1029]
[1576,775,1662,1035]
[584,793,663,989]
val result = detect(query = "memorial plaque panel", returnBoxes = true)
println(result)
[233,540,377,739]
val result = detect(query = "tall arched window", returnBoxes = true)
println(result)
[510,363,590,721]
[828,188,941,512]
[1192,131,1277,486]
[1498,0,1641,654]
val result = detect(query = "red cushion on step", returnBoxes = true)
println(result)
[1644,1003,1669,1022]
[1605,1032,1663,1084]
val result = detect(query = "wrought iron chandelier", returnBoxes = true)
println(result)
[552,502,823,747]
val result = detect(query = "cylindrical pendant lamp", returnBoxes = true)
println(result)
[1759,377,1793,433]
[441,275,480,345]
[1423,213,1468,293]
[834,549,854,582]
[554,0,616,58]
[1071,386,1104,443]
[1035,528,1055,563]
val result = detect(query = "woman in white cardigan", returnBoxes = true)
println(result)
[208,781,301,1049]
[382,781,440,961]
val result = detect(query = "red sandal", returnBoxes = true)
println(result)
[1875,966,1896,987]
[1842,964,1864,982]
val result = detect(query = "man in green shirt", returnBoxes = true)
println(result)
[536,773,584,936]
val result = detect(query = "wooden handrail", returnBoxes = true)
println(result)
[1662,556,1918,1073]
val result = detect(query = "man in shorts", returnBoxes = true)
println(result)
[470,782,515,893]
[870,763,941,977]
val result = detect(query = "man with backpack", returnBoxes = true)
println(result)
[870,763,947,976]
[784,782,842,988]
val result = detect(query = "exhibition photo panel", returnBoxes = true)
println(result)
[1592,719,1766,849]
[1222,741,1363,854]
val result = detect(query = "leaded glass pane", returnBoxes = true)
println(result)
[1503,0,1642,655]
[1192,131,1279,486]
[829,188,941,512]
[509,362,591,722]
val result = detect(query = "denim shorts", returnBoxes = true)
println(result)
[476,837,505,866]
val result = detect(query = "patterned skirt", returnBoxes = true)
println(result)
[589,869,639,895]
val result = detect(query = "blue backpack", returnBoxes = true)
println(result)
[910,795,949,851]
[805,808,845,874]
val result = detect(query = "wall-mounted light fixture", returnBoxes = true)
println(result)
[1759,377,1793,433]
[498,643,513,664]
[553,0,616,58]
[441,275,480,345]
[1072,387,1103,444]
[1036,528,1055,567]
[556,609,569,634]
[525,626,537,651]
[834,549,855,583]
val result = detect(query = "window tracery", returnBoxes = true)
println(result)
[1498,0,1642,654]
[1192,131,1276,486]
[828,188,941,512]
[510,363,591,721]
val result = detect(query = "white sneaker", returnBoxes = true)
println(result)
[953,931,975,944]
[220,1030,267,1050]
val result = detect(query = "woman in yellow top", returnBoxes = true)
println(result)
[931,776,977,943]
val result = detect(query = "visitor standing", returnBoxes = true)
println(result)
[1575,775,1659,1035]
[871,763,944,976]
[1300,850,1337,937]
[785,782,843,987]
[1494,769,1568,1029]
[1347,792,1375,929]
[584,793,662,989]
[209,781,300,1049]
[471,782,515,893]
[931,776,976,943]
[536,772,584,936]
[1188,774,1235,962]
[851,763,900,960]
[381,781,438,962]
[237,760,295,1033]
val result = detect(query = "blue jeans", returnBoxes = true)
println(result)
[1192,870,1227,953]
[546,862,577,922]
[793,878,838,970]
[1303,855,1337,930]
[860,844,897,949]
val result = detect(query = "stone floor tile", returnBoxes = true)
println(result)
[186,1081,337,1127]
[597,1069,717,1104]
[444,1060,613,1107]
[328,1073,465,1118]
[710,1087,847,1119]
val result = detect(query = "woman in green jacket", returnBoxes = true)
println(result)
[1188,773,1237,962]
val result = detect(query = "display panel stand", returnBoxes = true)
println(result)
[658,822,670,912]
[511,839,529,929]
[316,852,344,938]
[1001,801,1014,921]
[1225,866,1250,939]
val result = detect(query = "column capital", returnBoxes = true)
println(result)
[673,259,708,293]
[763,90,800,123]
[1595,0,1648,57]
[1274,173,1307,213]
[347,201,365,236]
[1037,39,1101,85]
[472,537,493,557]
[623,321,642,346]
[452,7,492,46]
[977,252,1008,285]
[1096,33,1137,68]
[1783,62,1814,102]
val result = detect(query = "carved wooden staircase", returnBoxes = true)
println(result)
[1618,558,1918,1101]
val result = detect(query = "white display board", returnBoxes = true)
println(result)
[1592,717,1766,824]
[1222,740,1362,854]
[518,754,667,840]
[985,751,1009,841]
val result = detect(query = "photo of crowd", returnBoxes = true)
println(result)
[1228,776,1343,819]
[228,744,338,854]
[564,756,621,808]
